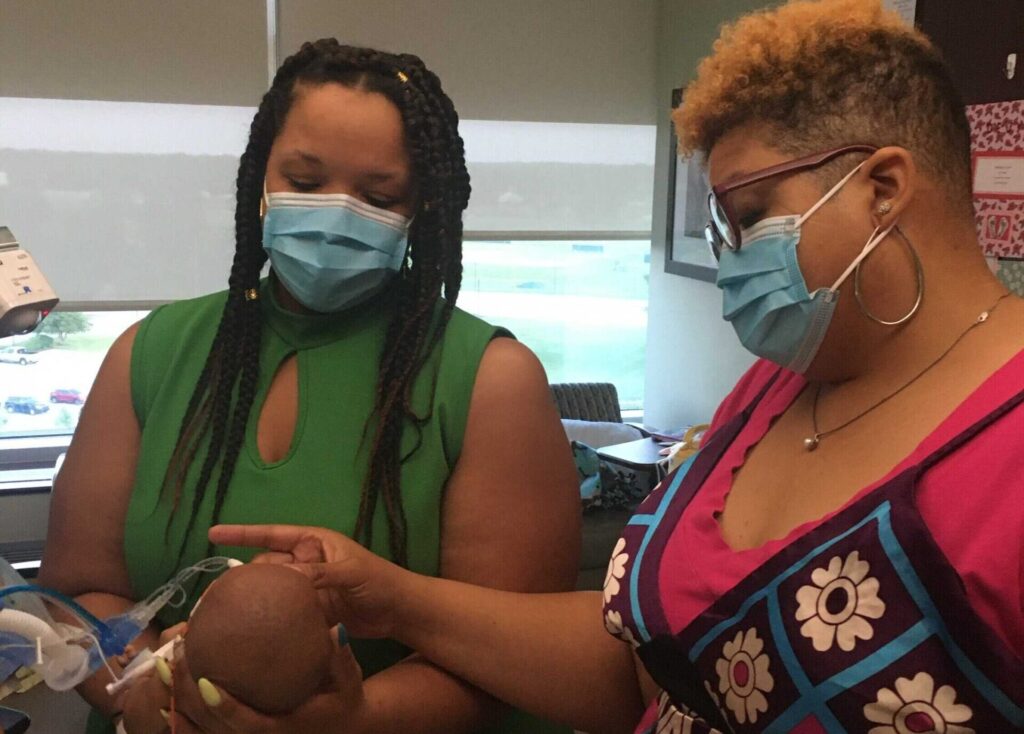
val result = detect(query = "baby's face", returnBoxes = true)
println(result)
[184,564,333,714]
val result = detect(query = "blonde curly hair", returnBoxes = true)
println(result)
[675,0,972,210]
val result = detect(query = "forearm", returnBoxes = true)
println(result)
[361,653,506,733]
[393,583,643,734]
[68,592,162,717]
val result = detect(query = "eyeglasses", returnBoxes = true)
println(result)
[705,144,878,260]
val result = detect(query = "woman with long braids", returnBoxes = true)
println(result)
[201,2,1023,733]
[39,40,579,733]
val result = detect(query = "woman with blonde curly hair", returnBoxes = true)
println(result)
[190,1,1024,732]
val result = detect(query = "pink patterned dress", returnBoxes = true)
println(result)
[603,352,1024,733]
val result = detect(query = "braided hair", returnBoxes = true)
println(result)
[163,40,470,567]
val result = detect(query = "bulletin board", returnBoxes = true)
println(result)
[967,100,1024,259]
[967,98,1024,296]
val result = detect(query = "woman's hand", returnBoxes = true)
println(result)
[208,524,409,639]
[120,670,171,734]
[115,625,188,733]
[167,633,367,734]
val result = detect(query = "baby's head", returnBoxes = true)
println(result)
[184,564,332,714]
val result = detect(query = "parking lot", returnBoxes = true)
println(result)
[0,312,143,437]
[0,349,100,434]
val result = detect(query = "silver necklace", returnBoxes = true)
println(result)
[804,292,1012,451]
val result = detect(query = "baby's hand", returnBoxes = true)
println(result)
[120,671,171,734]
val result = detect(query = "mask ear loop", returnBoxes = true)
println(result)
[794,162,868,229]
[853,225,924,325]
[829,220,897,293]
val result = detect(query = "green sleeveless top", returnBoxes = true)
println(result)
[86,279,568,734]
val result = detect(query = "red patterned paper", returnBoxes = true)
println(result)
[966,100,1024,258]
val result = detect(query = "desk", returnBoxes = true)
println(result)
[597,436,668,471]
[597,437,669,486]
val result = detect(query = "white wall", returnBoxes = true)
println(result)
[643,0,772,428]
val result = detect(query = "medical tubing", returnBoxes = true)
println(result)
[0,557,238,693]
[0,586,107,632]
[0,586,146,658]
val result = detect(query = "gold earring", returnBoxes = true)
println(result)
[877,201,893,215]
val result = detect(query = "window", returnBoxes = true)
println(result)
[1,114,654,448]
[461,240,649,411]
[0,310,148,439]
[0,97,250,303]
[458,120,656,411]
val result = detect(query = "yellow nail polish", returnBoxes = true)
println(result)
[160,709,170,721]
[198,678,222,707]
[154,657,172,687]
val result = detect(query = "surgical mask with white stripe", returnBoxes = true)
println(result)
[262,189,411,313]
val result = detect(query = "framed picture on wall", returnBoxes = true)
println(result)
[665,88,717,282]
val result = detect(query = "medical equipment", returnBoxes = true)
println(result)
[104,558,243,698]
[0,556,239,715]
[0,227,58,339]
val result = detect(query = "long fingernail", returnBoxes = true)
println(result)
[337,623,349,647]
[160,709,170,721]
[155,657,172,687]
[198,678,222,707]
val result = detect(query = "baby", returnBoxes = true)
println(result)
[121,564,335,732]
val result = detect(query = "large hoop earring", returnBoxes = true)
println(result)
[853,225,924,326]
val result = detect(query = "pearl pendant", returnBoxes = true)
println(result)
[803,436,820,452]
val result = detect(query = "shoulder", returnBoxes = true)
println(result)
[706,359,796,439]
[428,306,538,463]
[432,304,512,378]
[133,289,229,360]
[477,337,544,390]
[130,289,229,424]
[930,348,1024,473]
[918,362,1024,655]
[137,289,229,341]
[442,306,535,392]
[444,305,512,343]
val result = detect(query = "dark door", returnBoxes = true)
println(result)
[917,0,1024,104]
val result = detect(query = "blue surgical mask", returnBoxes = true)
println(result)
[262,190,410,313]
[716,163,896,373]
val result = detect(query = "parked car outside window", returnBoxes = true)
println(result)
[49,388,85,405]
[0,348,37,366]
[3,396,50,415]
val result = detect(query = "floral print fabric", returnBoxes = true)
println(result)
[795,551,885,653]
[615,369,1024,733]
